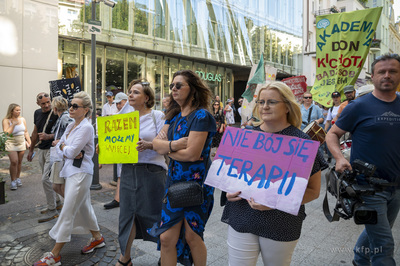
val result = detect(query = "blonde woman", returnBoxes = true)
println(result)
[221,82,327,266]
[33,92,104,266]
[2,104,31,190]
[50,96,74,198]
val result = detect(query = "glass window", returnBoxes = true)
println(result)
[146,54,162,110]
[83,1,100,23]
[154,0,166,38]
[59,39,80,79]
[134,0,149,35]
[81,43,104,111]
[112,0,129,31]
[194,62,206,81]
[164,57,179,96]
[205,65,218,95]
[179,60,192,70]
[59,1,84,36]
[225,69,233,102]
[127,50,146,84]
[186,0,197,45]
[106,47,125,96]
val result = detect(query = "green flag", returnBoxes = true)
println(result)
[311,7,382,107]
[242,54,265,102]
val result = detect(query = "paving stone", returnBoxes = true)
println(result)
[105,251,116,257]
[90,256,101,264]
[102,256,113,263]
[108,245,117,251]
[13,257,23,263]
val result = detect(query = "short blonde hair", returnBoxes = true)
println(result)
[73,91,92,118]
[252,81,302,129]
[52,96,69,113]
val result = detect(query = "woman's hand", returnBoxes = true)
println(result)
[74,152,83,159]
[136,139,153,152]
[226,191,243,202]
[172,137,188,151]
[95,144,99,154]
[247,197,274,211]
[156,130,168,140]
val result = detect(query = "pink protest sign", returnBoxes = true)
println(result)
[205,127,319,215]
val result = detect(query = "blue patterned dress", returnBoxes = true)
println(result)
[149,109,216,265]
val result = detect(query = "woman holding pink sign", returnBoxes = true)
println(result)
[221,81,327,266]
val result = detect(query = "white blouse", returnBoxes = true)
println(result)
[57,118,95,178]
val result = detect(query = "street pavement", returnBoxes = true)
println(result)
[0,152,399,265]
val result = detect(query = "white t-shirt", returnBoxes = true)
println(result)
[137,110,167,170]
[102,102,118,116]
[326,105,340,121]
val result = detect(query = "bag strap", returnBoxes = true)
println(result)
[151,110,158,137]
[37,110,54,146]
[307,106,313,124]
[323,168,341,222]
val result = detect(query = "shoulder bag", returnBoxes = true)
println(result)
[162,111,205,208]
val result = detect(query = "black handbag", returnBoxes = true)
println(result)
[163,181,204,208]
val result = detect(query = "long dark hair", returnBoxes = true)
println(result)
[165,70,213,120]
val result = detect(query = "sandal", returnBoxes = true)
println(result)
[117,258,132,266]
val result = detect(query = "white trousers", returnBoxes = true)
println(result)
[49,172,100,243]
[227,226,298,266]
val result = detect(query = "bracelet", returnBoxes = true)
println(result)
[169,141,175,153]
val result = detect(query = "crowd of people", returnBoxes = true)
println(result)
[2,53,400,266]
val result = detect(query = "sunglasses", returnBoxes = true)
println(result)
[169,82,187,90]
[303,97,312,99]
[37,93,49,100]
[68,103,85,110]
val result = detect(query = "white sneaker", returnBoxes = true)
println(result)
[10,180,17,190]
[16,178,22,187]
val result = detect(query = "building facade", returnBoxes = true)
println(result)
[1,0,304,130]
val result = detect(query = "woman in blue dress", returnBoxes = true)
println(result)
[150,70,216,266]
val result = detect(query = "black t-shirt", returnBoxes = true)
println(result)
[34,109,58,150]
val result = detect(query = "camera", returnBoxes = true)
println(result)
[324,159,389,225]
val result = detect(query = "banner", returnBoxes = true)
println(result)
[205,127,319,215]
[49,77,81,101]
[241,61,276,125]
[311,7,382,107]
[97,112,140,164]
[282,76,307,103]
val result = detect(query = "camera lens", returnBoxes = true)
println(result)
[354,206,377,225]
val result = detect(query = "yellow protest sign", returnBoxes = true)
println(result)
[97,112,139,164]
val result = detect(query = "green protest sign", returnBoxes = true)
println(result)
[311,7,382,107]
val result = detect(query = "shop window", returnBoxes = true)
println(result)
[127,50,146,83]
[164,57,179,97]
[146,54,162,110]
[106,47,125,95]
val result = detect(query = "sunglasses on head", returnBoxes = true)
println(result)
[169,82,187,90]
[37,93,49,100]
[303,96,312,99]
[68,103,84,110]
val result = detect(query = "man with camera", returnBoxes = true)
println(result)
[326,53,400,266]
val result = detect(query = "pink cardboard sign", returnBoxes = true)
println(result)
[205,127,319,215]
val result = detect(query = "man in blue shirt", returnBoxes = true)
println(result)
[326,53,400,266]
[300,92,324,130]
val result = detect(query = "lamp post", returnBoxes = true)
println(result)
[90,0,116,190]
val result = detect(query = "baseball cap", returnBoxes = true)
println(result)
[343,85,355,93]
[113,92,128,103]
[331,91,340,98]
[105,91,113,97]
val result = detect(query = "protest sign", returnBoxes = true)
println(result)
[49,77,81,101]
[97,112,139,164]
[282,75,307,103]
[311,7,382,107]
[205,127,319,215]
